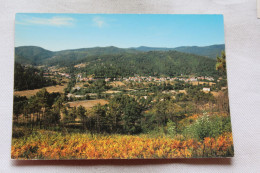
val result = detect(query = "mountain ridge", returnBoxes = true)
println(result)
[14,44,225,66]
[133,44,225,58]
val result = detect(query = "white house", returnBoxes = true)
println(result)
[203,88,210,92]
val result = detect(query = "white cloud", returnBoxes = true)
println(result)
[17,16,75,26]
[92,17,105,28]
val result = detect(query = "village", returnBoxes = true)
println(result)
[38,66,225,101]
[75,74,215,83]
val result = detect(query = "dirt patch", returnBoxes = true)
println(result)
[110,81,126,87]
[211,91,221,97]
[74,63,87,68]
[104,90,121,94]
[190,81,216,86]
[67,99,108,109]
[178,90,187,94]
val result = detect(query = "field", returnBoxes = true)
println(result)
[104,90,121,94]
[110,81,126,87]
[11,131,233,160]
[179,90,187,94]
[67,99,108,109]
[74,63,87,68]
[211,91,220,97]
[14,84,67,98]
[190,81,216,86]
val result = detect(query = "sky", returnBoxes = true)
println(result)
[15,14,225,51]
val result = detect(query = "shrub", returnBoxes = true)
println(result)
[166,120,176,137]
[183,113,232,140]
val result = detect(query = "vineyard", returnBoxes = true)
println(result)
[11,131,234,159]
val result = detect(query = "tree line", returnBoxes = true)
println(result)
[13,84,229,137]
[14,63,56,91]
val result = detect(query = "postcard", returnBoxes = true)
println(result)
[12,14,234,159]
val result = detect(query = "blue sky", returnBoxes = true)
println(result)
[15,14,225,51]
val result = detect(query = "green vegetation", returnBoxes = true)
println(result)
[13,82,231,137]
[14,63,56,91]
[216,51,227,76]
[15,44,224,65]
[15,46,54,65]
[15,45,223,79]
[72,51,218,77]
[129,44,225,59]
[183,113,232,140]
[15,46,139,66]
[173,44,225,59]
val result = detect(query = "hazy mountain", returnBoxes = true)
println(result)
[173,44,225,58]
[134,44,225,58]
[56,46,139,55]
[15,46,140,65]
[14,44,224,67]
[133,46,173,52]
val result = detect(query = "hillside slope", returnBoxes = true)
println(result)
[72,50,218,77]
[134,44,225,58]
[14,46,219,77]
[15,46,54,65]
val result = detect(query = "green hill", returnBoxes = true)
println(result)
[73,50,218,77]
[15,46,140,65]
[57,46,139,55]
[15,46,54,65]
[14,45,220,77]
[173,44,225,58]
[134,44,225,58]
[15,44,224,65]
[46,46,140,66]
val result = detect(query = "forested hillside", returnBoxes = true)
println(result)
[15,44,223,66]
[133,44,224,58]
[73,50,218,77]
[14,63,56,91]
[173,44,225,58]
[15,46,219,77]
[15,46,140,66]
[15,46,54,65]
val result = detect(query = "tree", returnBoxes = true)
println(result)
[76,106,87,130]
[63,106,76,123]
[153,100,168,128]
[216,51,226,76]
[27,96,41,130]
[91,104,107,133]
[35,88,50,128]
[106,101,122,133]
[122,100,142,134]
[13,96,28,123]
[53,94,65,111]
[107,95,143,134]
[14,63,56,91]
[43,108,60,128]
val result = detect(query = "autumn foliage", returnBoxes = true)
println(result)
[11,131,233,159]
